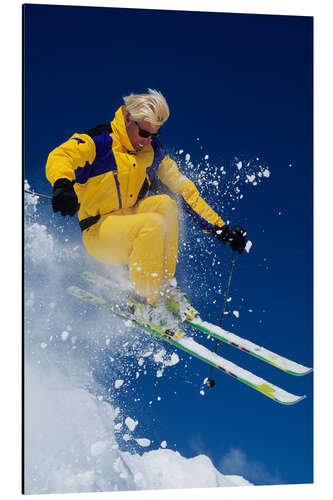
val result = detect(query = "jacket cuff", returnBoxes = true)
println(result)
[53,178,74,191]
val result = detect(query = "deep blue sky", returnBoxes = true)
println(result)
[24,4,313,486]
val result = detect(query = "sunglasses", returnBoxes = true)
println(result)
[134,121,160,140]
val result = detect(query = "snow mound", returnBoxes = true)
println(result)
[123,449,251,490]
[25,364,251,494]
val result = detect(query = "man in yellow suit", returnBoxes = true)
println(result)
[46,89,246,336]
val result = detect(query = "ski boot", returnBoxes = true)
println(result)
[162,280,199,322]
[127,294,185,340]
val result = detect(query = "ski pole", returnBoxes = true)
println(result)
[24,189,52,200]
[206,250,237,389]
[25,189,81,213]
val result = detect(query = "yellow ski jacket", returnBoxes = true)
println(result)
[46,106,225,231]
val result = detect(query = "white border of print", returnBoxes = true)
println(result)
[1,1,330,499]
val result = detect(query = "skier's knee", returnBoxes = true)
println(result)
[158,195,178,214]
[147,213,166,235]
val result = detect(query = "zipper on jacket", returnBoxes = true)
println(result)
[113,172,122,209]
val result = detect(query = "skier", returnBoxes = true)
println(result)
[46,89,246,336]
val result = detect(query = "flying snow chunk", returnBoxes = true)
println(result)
[185,154,191,163]
[125,417,138,432]
[245,240,253,253]
[154,349,166,364]
[115,379,124,389]
[236,161,242,170]
[233,311,240,318]
[24,180,38,211]
[167,353,180,366]
[135,438,151,447]
[246,174,256,183]
[204,155,209,160]
[61,331,69,341]
[263,168,271,178]
[90,441,107,457]
[155,350,179,367]
[160,441,167,448]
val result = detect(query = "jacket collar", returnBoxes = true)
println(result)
[111,105,135,152]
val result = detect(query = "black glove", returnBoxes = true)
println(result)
[213,225,247,254]
[52,178,79,217]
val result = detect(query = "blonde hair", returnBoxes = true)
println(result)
[123,89,170,127]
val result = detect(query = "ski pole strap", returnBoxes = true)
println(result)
[79,214,101,232]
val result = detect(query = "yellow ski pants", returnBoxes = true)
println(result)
[82,195,179,304]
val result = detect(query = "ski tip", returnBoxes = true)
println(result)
[300,367,313,376]
[285,394,307,405]
[290,366,313,376]
[273,394,306,405]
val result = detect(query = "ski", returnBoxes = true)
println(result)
[80,271,313,376]
[185,317,312,376]
[67,284,306,405]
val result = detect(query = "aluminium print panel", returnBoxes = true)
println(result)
[23,3,313,495]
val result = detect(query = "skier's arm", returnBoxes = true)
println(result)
[157,154,246,253]
[45,133,97,216]
[45,133,96,186]
[156,154,225,232]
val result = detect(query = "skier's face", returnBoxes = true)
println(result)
[125,113,160,152]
